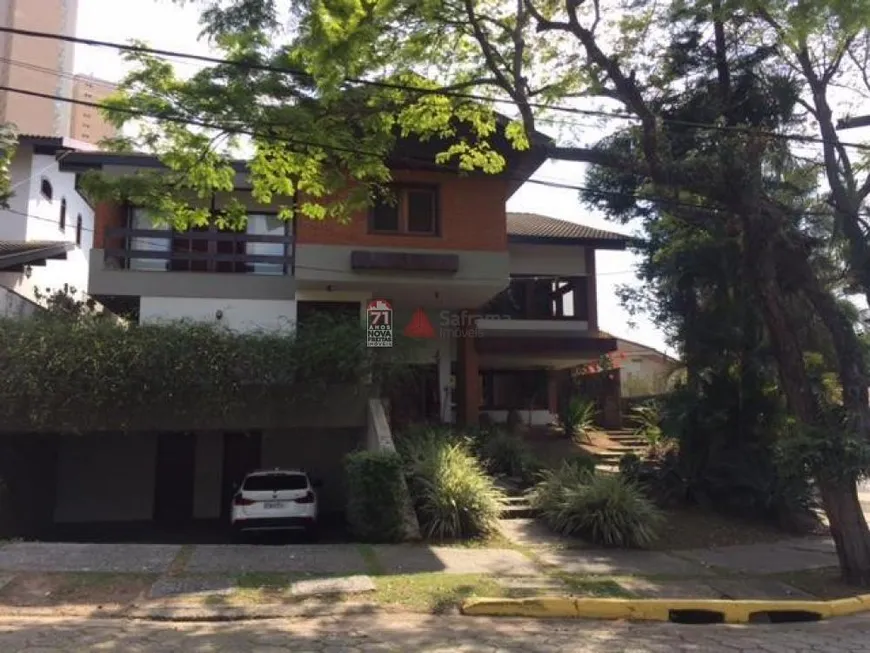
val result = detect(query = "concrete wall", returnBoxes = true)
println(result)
[54,433,157,523]
[192,433,224,520]
[139,297,297,333]
[0,286,39,318]
[509,243,588,276]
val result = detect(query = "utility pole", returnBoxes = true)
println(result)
[837,115,870,130]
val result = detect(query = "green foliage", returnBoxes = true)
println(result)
[559,396,597,441]
[530,467,664,548]
[398,432,503,540]
[0,311,412,431]
[630,401,666,450]
[478,429,543,486]
[0,123,17,208]
[345,450,408,543]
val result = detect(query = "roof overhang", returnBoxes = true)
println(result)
[19,135,98,156]
[508,234,629,250]
[0,241,74,271]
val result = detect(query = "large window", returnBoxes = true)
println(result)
[246,214,287,275]
[370,186,439,235]
[129,208,171,271]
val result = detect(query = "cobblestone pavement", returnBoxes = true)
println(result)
[1,613,870,652]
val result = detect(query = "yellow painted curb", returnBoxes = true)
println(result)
[461,594,870,623]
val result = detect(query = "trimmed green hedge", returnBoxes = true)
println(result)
[0,311,414,431]
[345,450,408,542]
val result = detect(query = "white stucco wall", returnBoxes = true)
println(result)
[0,148,95,307]
[509,243,588,276]
[139,297,298,333]
[54,434,157,523]
[0,286,39,318]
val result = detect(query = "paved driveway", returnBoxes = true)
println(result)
[1,613,870,652]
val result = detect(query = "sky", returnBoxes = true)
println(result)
[71,0,669,354]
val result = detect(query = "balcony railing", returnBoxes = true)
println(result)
[103,227,294,275]
[483,276,589,320]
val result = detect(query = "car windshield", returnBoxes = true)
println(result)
[243,474,308,491]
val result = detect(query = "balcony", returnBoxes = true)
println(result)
[104,227,293,275]
[89,227,296,301]
[481,275,589,321]
[474,275,608,355]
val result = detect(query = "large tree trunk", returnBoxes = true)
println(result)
[742,209,870,586]
[819,477,870,585]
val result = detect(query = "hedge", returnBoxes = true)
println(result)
[0,311,415,432]
[345,449,408,542]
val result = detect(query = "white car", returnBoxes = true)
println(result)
[231,469,319,535]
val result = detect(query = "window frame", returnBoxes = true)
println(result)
[40,178,53,201]
[369,184,440,236]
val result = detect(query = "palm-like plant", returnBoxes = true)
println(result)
[559,395,597,442]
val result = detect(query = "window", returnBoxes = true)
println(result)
[59,198,66,230]
[75,214,82,246]
[370,186,438,235]
[246,214,287,275]
[40,178,52,200]
[242,473,308,491]
[481,370,549,410]
[129,208,171,271]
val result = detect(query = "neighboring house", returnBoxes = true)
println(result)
[0,135,96,309]
[13,142,628,531]
[613,336,681,397]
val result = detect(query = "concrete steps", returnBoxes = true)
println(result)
[499,493,536,520]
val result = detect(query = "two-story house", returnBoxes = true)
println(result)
[0,135,97,310]
[24,142,627,533]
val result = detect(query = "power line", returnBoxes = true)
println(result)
[1,25,869,152]
[0,84,839,220]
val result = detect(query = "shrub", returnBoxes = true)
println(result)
[402,437,504,540]
[479,430,543,485]
[345,450,408,542]
[630,401,667,451]
[618,452,643,482]
[559,396,597,441]
[530,467,663,548]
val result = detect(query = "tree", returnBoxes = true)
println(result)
[104,0,870,582]
[0,123,18,208]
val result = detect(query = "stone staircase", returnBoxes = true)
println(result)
[592,428,648,471]
[495,477,536,519]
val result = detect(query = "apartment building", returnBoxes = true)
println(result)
[0,0,78,137]
[70,74,118,145]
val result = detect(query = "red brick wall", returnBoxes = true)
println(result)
[93,202,126,249]
[296,170,509,251]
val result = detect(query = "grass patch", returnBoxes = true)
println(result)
[166,545,195,576]
[373,573,504,613]
[235,572,297,590]
[551,573,632,598]
[772,567,858,600]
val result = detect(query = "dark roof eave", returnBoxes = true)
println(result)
[508,234,629,250]
[0,242,74,270]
